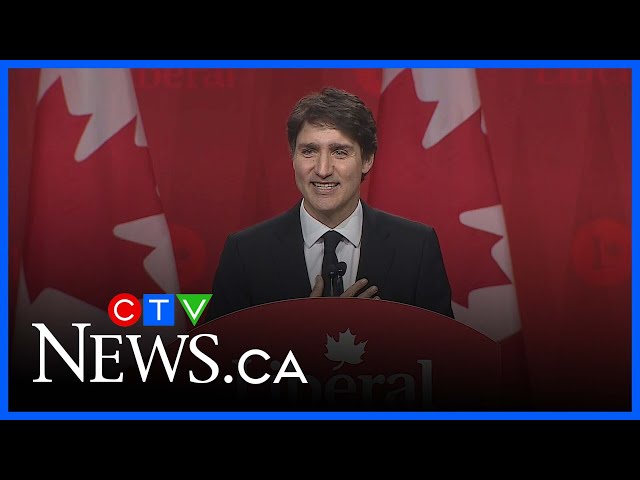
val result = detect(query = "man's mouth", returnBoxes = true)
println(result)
[311,182,339,191]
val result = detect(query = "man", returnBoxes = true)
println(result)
[208,87,453,320]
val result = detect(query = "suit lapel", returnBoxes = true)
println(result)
[357,202,394,290]
[272,201,313,297]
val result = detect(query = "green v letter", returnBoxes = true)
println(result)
[177,294,213,326]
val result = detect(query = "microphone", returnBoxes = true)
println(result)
[336,262,347,295]
[325,263,347,296]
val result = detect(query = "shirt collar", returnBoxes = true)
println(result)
[300,200,363,248]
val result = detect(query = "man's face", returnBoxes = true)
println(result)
[293,122,373,228]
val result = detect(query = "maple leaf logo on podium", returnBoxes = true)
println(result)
[325,328,367,371]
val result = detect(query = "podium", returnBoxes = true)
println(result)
[153,298,506,411]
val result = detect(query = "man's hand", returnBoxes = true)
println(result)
[309,276,380,299]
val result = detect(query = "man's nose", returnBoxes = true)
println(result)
[314,152,333,178]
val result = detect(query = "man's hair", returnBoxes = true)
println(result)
[287,87,378,163]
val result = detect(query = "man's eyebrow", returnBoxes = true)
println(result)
[297,142,318,149]
[328,143,355,150]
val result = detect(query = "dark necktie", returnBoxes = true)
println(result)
[322,230,345,297]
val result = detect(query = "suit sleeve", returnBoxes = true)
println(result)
[206,234,252,321]
[415,228,455,319]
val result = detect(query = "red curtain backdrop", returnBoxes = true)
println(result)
[9,68,631,410]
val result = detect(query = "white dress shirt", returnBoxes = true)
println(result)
[300,200,363,291]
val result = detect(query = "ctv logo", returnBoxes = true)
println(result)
[108,293,212,327]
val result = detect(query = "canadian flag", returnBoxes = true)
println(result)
[13,69,182,372]
[368,68,521,343]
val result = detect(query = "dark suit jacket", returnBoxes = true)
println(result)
[208,200,454,320]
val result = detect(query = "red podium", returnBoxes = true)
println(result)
[160,298,507,411]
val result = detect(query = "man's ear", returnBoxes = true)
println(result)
[360,155,375,182]
[362,154,375,175]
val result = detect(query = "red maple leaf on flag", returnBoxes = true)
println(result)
[23,78,165,310]
[370,69,510,306]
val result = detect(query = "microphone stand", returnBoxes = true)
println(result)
[336,262,347,296]
[328,270,338,297]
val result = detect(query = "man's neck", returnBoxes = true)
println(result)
[302,199,360,229]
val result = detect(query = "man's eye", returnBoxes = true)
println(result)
[301,149,315,157]
[333,150,348,157]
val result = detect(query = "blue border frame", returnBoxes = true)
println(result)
[1,60,636,420]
